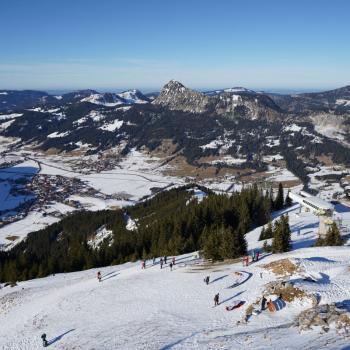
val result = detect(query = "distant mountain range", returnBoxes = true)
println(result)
[1,82,350,114]
[0,89,150,111]
[1,80,350,192]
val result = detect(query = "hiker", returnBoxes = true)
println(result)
[245,256,249,266]
[172,256,176,265]
[164,256,167,264]
[204,276,210,285]
[169,262,173,271]
[97,271,101,282]
[160,258,163,269]
[141,260,146,269]
[41,333,48,347]
[261,296,267,311]
[214,293,220,306]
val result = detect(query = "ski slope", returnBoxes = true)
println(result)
[2,249,350,349]
[2,201,350,350]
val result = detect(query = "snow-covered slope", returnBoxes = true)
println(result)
[2,205,350,349]
[117,89,149,104]
[2,248,350,349]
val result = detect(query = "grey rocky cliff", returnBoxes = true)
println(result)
[153,80,283,121]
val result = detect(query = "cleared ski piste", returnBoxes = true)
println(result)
[1,206,350,349]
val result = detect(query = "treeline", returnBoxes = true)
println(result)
[0,184,286,283]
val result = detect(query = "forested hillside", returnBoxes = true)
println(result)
[0,184,287,282]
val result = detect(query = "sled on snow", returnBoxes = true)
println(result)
[225,300,245,311]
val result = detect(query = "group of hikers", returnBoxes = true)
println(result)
[96,256,178,282]
[242,250,260,267]
[151,255,176,270]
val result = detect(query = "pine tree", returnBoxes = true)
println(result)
[285,191,292,207]
[259,221,273,241]
[315,222,343,247]
[272,215,291,253]
[274,183,284,211]
[325,222,343,246]
[201,226,223,261]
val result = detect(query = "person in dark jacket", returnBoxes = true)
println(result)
[169,262,173,271]
[261,296,267,311]
[214,293,220,306]
[160,258,163,269]
[204,276,210,285]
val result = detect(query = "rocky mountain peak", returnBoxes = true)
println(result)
[153,80,210,113]
[162,80,186,92]
[153,80,282,121]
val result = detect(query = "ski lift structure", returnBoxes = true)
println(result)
[289,191,335,236]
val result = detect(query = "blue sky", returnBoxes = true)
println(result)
[1,0,350,91]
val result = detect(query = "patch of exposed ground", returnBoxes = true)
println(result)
[316,154,335,166]
[265,280,307,302]
[262,258,301,277]
[163,155,239,179]
[5,235,19,242]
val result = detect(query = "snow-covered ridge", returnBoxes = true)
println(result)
[79,90,149,106]
[0,113,23,121]
[47,131,70,138]
[117,89,149,104]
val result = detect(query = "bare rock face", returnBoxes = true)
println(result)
[153,80,284,121]
[153,80,211,114]
[296,303,350,334]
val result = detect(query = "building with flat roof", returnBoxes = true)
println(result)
[289,192,334,216]
[289,191,334,235]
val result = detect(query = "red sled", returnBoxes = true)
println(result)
[225,300,245,311]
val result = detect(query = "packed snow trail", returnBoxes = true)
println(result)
[2,247,350,349]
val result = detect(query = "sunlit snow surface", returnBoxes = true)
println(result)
[1,221,350,349]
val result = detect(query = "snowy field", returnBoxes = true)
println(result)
[1,205,350,349]
[2,250,350,348]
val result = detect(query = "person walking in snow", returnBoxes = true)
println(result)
[41,333,48,347]
[204,276,210,285]
[261,296,267,311]
[164,256,167,264]
[214,293,220,306]
[169,262,173,271]
[172,256,176,265]
[141,260,146,269]
[97,271,102,282]
[160,258,163,269]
